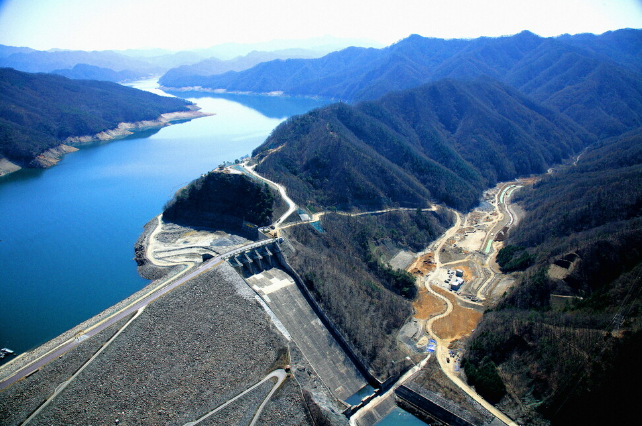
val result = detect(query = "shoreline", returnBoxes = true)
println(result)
[0,109,213,177]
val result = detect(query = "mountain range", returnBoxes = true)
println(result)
[252,78,593,211]
[0,36,381,83]
[187,30,642,139]
[158,49,332,88]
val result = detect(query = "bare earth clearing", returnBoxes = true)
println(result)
[398,180,524,425]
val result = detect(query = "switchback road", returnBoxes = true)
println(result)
[184,369,287,426]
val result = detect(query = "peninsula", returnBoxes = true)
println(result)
[0,68,209,176]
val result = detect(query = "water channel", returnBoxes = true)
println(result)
[0,79,426,424]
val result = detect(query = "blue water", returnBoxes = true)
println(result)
[0,79,329,355]
[345,384,376,406]
[375,407,428,425]
[309,221,325,233]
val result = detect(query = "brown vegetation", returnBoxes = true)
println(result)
[283,210,451,378]
[411,356,489,423]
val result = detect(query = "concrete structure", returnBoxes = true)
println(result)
[225,239,281,277]
[456,269,464,277]
[451,277,464,291]
[246,268,366,401]
[395,383,503,426]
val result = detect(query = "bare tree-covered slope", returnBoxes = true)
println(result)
[252,78,592,211]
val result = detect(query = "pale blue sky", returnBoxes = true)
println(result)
[0,0,640,51]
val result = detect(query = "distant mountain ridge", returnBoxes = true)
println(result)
[158,49,330,88]
[52,64,141,83]
[0,48,162,74]
[251,78,592,211]
[0,36,382,83]
[188,30,642,139]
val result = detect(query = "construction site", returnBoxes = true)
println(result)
[390,180,524,426]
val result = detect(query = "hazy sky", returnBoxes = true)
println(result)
[0,0,640,51]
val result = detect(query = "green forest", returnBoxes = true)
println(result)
[181,30,642,141]
[0,68,191,165]
[163,171,279,232]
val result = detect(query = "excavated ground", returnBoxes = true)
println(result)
[412,287,446,321]
[431,286,482,341]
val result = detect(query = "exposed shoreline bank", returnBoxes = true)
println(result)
[0,108,213,177]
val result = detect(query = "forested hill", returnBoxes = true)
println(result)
[52,64,141,83]
[163,171,279,231]
[186,29,642,139]
[0,68,192,165]
[463,128,642,424]
[252,78,593,211]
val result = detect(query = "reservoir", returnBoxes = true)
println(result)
[0,80,328,355]
[0,80,427,425]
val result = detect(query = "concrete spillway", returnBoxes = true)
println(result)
[246,268,366,401]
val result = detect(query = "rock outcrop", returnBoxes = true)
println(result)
[28,144,79,168]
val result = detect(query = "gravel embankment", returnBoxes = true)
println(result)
[256,375,314,426]
[287,344,348,426]
[134,217,179,280]
[0,316,131,426]
[30,264,291,425]
[199,380,275,425]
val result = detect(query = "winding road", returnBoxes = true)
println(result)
[240,164,297,226]
[21,307,147,425]
[0,223,225,390]
[420,189,518,426]
[184,369,287,426]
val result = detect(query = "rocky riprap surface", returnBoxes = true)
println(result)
[19,263,309,425]
[0,317,131,425]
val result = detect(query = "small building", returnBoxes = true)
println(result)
[455,269,464,278]
[450,277,464,291]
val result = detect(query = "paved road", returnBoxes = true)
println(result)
[21,307,146,424]
[0,255,225,390]
[1,228,280,391]
[349,354,432,425]
[476,183,521,300]
[420,202,518,426]
[241,164,297,226]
